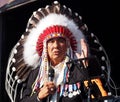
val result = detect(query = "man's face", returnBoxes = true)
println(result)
[47,37,67,64]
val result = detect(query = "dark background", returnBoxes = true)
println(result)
[0,0,119,101]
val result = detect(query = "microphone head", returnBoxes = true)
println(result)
[48,67,55,81]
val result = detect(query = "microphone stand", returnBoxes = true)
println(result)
[66,56,101,102]
[47,96,50,102]
[47,67,55,102]
[86,78,94,102]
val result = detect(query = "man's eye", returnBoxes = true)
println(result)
[59,39,64,42]
[58,38,66,43]
[50,40,54,43]
[48,39,54,43]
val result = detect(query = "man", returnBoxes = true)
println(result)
[20,27,90,101]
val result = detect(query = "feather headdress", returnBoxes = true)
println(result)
[5,1,111,102]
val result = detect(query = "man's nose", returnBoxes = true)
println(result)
[53,41,59,47]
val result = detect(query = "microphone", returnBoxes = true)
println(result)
[48,67,55,81]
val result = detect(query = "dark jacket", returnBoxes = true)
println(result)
[18,64,100,102]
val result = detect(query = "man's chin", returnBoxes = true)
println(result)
[53,55,62,60]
